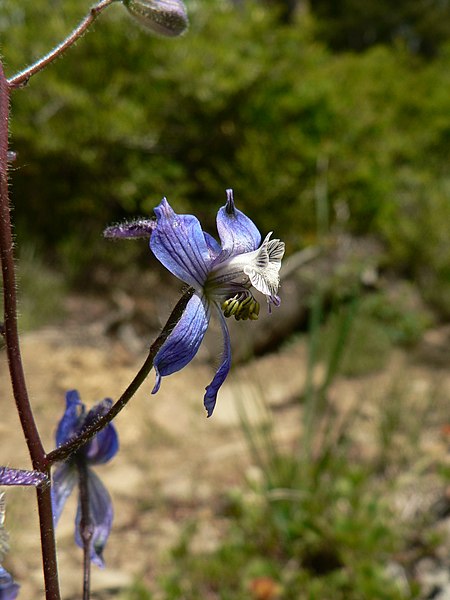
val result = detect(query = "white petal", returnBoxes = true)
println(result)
[243,233,284,298]
[207,232,285,302]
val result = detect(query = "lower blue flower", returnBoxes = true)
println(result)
[0,566,19,600]
[51,390,118,567]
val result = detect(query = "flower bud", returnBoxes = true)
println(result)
[123,0,188,37]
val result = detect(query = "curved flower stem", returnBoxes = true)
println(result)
[47,286,194,465]
[7,0,118,88]
[77,459,93,600]
[0,62,61,600]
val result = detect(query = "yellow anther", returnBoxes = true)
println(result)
[222,296,240,318]
[222,294,260,321]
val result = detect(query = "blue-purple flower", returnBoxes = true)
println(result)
[149,189,285,416]
[51,390,119,567]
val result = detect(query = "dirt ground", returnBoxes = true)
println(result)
[1,294,450,599]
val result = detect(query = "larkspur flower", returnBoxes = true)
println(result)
[51,390,119,567]
[150,189,285,416]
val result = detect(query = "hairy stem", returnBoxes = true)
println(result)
[7,0,117,88]
[47,287,194,464]
[0,63,61,600]
[36,477,61,600]
[0,65,45,468]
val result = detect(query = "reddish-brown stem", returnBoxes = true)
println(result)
[36,474,61,600]
[0,67,46,468]
[7,0,117,88]
[0,63,61,599]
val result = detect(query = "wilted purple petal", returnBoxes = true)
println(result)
[152,293,210,394]
[75,470,113,568]
[151,198,211,289]
[0,566,19,599]
[56,390,84,447]
[51,463,78,524]
[0,467,46,487]
[215,189,261,260]
[103,219,156,239]
[83,400,118,465]
[204,309,232,417]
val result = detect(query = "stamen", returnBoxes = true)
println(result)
[222,293,260,321]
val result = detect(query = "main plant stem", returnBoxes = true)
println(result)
[0,64,61,599]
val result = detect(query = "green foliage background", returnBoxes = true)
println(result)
[1,0,449,312]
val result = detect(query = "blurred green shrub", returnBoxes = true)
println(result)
[309,0,450,56]
[153,289,424,599]
[0,244,66,331]
[1,0,449,313]
[113,273,434,600]
[318,286,434,376]
[159,464,411,599]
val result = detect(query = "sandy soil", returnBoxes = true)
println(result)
[1,298,449,599]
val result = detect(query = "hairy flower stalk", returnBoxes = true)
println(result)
[108,189,285,416]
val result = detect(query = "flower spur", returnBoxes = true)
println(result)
[149,189,285,417]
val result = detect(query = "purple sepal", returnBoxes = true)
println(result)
[51,462,78,524]
[152,293,210,393]
[0,566,19,599]
[83,400,119,465]
[150,198,211,289]
[203,232,221,260]
[56,390,85,447]
[103,219,156,239]
[75,470,113,568]
[215,189,261,259]
[204,309,232,417]
[55,392,118,464]
[0,467,47,487]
